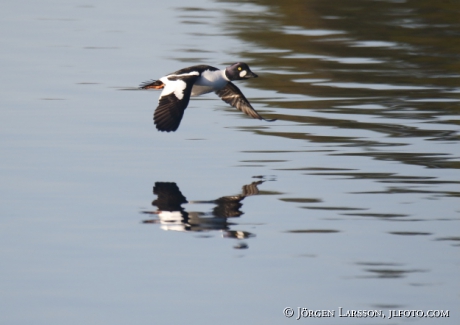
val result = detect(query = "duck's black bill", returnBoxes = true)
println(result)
[245,72,258,78]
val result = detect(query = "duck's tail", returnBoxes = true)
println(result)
[139,80,164,90]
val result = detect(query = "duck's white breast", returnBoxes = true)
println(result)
[191,70,228,97]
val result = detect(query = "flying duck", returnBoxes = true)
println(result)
[139,62,276,132]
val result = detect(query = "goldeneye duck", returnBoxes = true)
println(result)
[140,62,276,132]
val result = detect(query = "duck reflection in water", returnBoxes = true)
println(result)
[142,180,265,247]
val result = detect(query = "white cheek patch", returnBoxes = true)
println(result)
[239,70,247,78]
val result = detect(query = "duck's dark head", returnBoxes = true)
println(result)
[225,62,258,81]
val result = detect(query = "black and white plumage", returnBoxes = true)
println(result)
[140,62,276,132]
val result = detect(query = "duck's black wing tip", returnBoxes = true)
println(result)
[153,92,185,132]
[216,82,275,122]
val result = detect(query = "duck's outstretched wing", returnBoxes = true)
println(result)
[154,75,199,132]
[215,82,276,122]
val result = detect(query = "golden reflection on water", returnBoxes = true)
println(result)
[215,0,460,155]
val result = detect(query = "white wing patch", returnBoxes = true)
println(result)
[176,71,200,77]
[159,77,186,100]
[159,71,199,100]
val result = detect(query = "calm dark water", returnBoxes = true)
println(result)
[1,0,459,324]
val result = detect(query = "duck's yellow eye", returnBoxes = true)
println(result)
[238,67,242,71]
